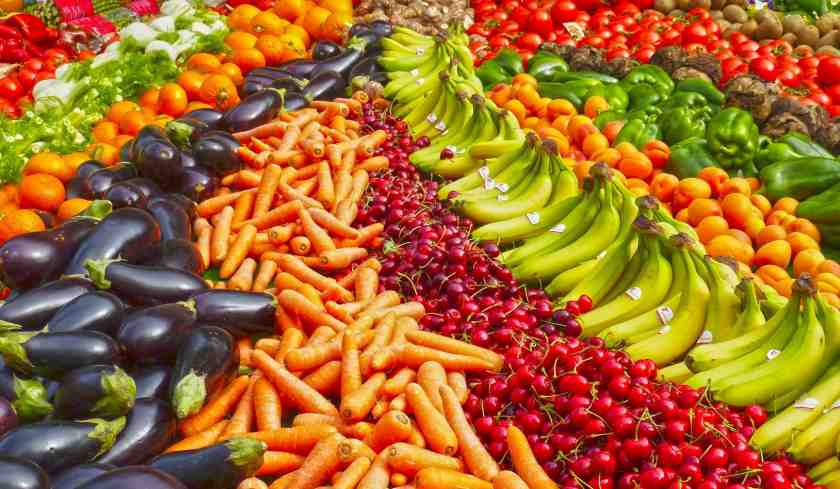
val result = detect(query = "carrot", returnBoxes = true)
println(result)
[357,453,390,489]
[339,149,357,173]
[294,177,318,196]
[316,161,335,208]
[276,303,303,332]
[257,451,306,477]
[326,300,355,324]
[340,333,361,399]
[252,350,339,416]
[493,471,530,489]
[332,170,352,210]
[415,468,493,489]
[306,326,336,346]
[335,199,358,225]
[417,362,447,413]
[334,98,362,115]
[233,120,291,142]
[239,477,270,489]
[255,338,281,356]
[358,131,387,157]
[337,258,381,290]
[446,372,468,405]
[286,337,343,371]
[275,327,307,363]
[333,457,371,489]
[221,374,259,439]
[247,425,340,453]
[385,444,463,476]
[337,437,376,464]
[252,164,284,220]
[507,426,559,489]
[295,163,321,181]
[214,282,227,289]
[347,170,369,203]
[347,315,375,334]
[233,190,256,227]
[400,344,494,372]
[238,337,253,367]
[275,271,308,292]
[360,291,401,317]
[299,208,336,254]
[268,224,296,244]
[340,372,386,421]
[318,248,368,271]
[279,125,302,151]
[300,121,322,141]
[359,312,396,375]
[303,360,342,395]
[211,206,235,264]
[292,413,344,428]
[229,258,257,291]
[280,182,324,209]
[273,255,353,302]
[269,471,298,489]
[368,410,413,452]
[405,383,457,455]
[179,375,250,436]
[439,385,499,480]
[311,100,350,117]
[355,267,379,303]
[253,260,279,293]
[240,200,305,231]
[199,189,257,218]
[290,236,312,255]
[383,368,416,397]
[235,169,265,189]
[221,224,258,279]
[254,376,283,431]
[406,331,504,372]
[356,156,389,172]
[307,208,359,239]
[371,318,418,372]
[389,393,407,412]
[278,289,347,332]
[287,433,345,489]
[365,302,425,322]
[338,223,384,248]
[166,420,229,453]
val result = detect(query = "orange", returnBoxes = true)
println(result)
[788,218,821,243]
[756,224,787,247]
[232,48,267,73]
[91,120,119,144]
[57,198,92,221]
[787,232,819,256]
[89,143,119,166]
[697,167,728,196]
[228,4,261,31]
[226,31,259,50]
[719,177,751,196]
[118,110,148,136]
[772,197,799,215]
[177,70,208,101]
[158,83,189,117]
[754,240,792,268]
[19,174,65,213]
[275,0,306,21]
[62,152,90,174]
[696,215,729,244]
[320,12,351,43]
[218,63,245,87]
[199,75,239,109]
[301,6,332,39]
[24,152,73,182]
[686,198,722,227]
[649,172,679,203]
[318,0,352,14]
[793,248,825,277]
[114,135,134,153]
[256,35,289,65]
[284,24,311,49]
[185,101,213,113]
[250,11,287,35]
[107,100,140,124]
[749,194,771,217]
[720,193,753,230]
[0,209,46,244]
[187,53,223,74]
[727,229,752,246]
[706,235,754,265]
[139,87,160,110]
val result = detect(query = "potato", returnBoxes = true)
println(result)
[671,9,686,17]
[753,8,774,24]
[817,31,840,48]
[797,25,821,46]
[756,17,783,39]
[654,0,676,12]
[717,18,731,31]
[711,10,724,20]
[816,13,840,36]
[783,14,807,34]
[677,0,692,11]
[723,4,748,23]
[711,0,726,9]
[694,0,712,10]
[741,19,758,37]
[724,24,742,37]
[782,32,799,45]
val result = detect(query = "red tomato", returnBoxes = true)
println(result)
[687,7,710,19]
[550,0,579,23]
[529,9,554,38]
[660,29,681,46]
[634,46,656,63]
[682,22,709,45]
[489,35,512,49]
[777,69,801,88]
[828,105,840,117]
[500,20,520,33]
[607,48,631,60]
[825,84,840,104]
[750,57,778,80]
[44,48,69,66]
[818,57,840,86]
[510,6,530,24]
[0,77,23,100]
[16,68,37,91]
[799,56,820,71]
[736,40,759,56]
[517,32,543,51]
[34,71,53,83]
[22,58,44,72]
[807,90,831,107]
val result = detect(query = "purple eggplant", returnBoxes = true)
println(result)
[65,207,161,275]
[190,290,276,335]
[0,276,94,330]
[180,150,197,169]
[248,67,294,79]
[222,89,284,133]
[75,160,106,179]
[278,59,318,79]
[130,366,171,400]
[303,70,346,101]
[0,364,52,421]
[369,20,393,37]
[86,163,139,198]
[148,199,191,242]
[175,166,218,203]
[193,131,241,176]
[271,76,306,93]
[54,365,135,419]
[242,79,270,97]
[150,194,197,221]
[0,417,125,474]
[105,181,149,209]
[124,178,163,199]
[99,398,176,466]
[0,217,98,290]
[33,210,55,229]
[313,40,342,60]
[311,40,367,80]
[349,22,371,37]
[66,176,90,199]
[170,325,236,419]
[135,139,183,188]
[0,330,121,378]
[0,455,48,489]
[78,466,188,489]
[181,109,224,130]
[283,92,309,112]
[52,464,116,489]
[127,125,168,161]
[166,119,210,148]
[149,438,265,489]
[46,291,124,335]
[146,239,205,276]
[350,56,387,84]
[86,260,208,306]
[0,398,16,437]
[117,302,196,365]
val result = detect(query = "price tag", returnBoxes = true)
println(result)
[426,113,437,124]
[550,224,566,233]
[496,182,509,193]
[434,121,447,132]
[658,325,671,335]
[484,178,496,190]
[445,145,458,155]
[830,400,840,411]
[478,166,490,178]
[415,78,425,85]
[410,69,420,77]
[656,306,674,325]
[563,22,585,41]
[625,287,642,301]
[696,330,714,345]
[766,349,781,360]
[794,398,819,410]
[416,47,425,55]
[526,212,540,225]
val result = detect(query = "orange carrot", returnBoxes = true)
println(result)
[252,350,339,416]
[356,156,389,172]
[358,131,387,157]
[234,169,265,189]
[338,223,384,248]
[365,302,425,322]
[300,120,322,141]
[233,190,256,227]
[447,372,468,405]
[279,125,302,151]
[302,360,342,395]
[275,271,308,293]
[269,471,298,489]
[257,451,306,477]
[417,362,447,413]
[246,425,340,453]
[299,208,336,254]
[308,208,359,239]
[357,453,390,489]
[337,437,377,464]
[332,170,352,210]
[355,267,378,303]
[280,182,324,209]
[340,333,361,399]
[311,100,350,117]
[391,474,409,487]
[383,368,416,397]
[238,337,253,367]
[404,383,457,455]
[400,344,494,372]
[406,331,504,371]
[278,289,347,332]
[316,161,335,208]
[347,170,369,203]
[286,336,343,371]
[276,303,303,332]
[253,260,278,293]
[199,189,257,218]
[318,248,368,271]
[287,433,345,489]
[415,468,493,489]
[440,385,499,481]
[360,291,401,317]
[290,236,312,255]
[389,393,407,412]
[370,398,388,419]
[347,315,375,334]
[335,199,357,225]
[333,457,371,489]
[407,420,426,448]
[221,374,259,439]
[385,444,463,476]
[229,257,257,291]
[334,98,362,115]
[371,317,418,372]
[211,206,235,264]
[368,410,412,452]
[359,312,396,375]
[507,426,559,489]
[493,471,530,489]
[252,164,284,220]
[255,338,281,356]
[275,327,306,363]
[268,224,296,244]
[179,375,250,435]
[305,326,336,346]
[166,420,229,453]
[337,258,381,290]
[339,372,386,421]
[326,300,355,324]
[232,120,290,142]
[221,224,258,279]
[339,149,357,173]
[254,375,283,431]
[273,254,353,302]
[239,477,269,489]
[294,177,318,196]
[240,200,305,231]
[292,413,344,428]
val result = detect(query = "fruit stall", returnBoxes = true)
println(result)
[0,0,839,486]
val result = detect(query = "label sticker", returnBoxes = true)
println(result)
[696,330,714,345]
[415,78,425,85]
[484,178,496,190]
[445,145,458,154]
[434,121,447,132]
[563,22,585,41]
[795,398,819,410]
[496,182,510,193]
[625,287,642,301]
[416,47,425,55]
[526,212,540,225]
[597,250,607,260]
[478,166,490,178]
[551,223,566,233]
[426,113,437,124]
[410,69,420,77]
[656,306,674,325]
[497,195,509,201]
[767,349,781,360]
[658,325,671,335]
[830,400,840,411]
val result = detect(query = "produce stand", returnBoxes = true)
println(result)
[0,0,839,487]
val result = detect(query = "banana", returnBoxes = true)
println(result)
[658,362,693,383]
[384,48,449,99]
[809,457,840,480]
[471,193,583,244]
[437,142,528,198]
[750,360,840,456]
[817,471,840,487]
[454,145,539,202]
[788,394,840,464]
[469,138,528,160]
[694,256,741,344]
[411,93,477,166]
[411,83,454,138]
[390,26,437,46]
[401,76,445,129]
[543,257,601,298]
[427,104,502,178]
[600,243,645,305]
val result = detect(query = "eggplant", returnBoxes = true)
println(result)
[135,139,183,188]
[349,23,371,37]
[117,303,197,365]
[128,125,168,161]
[78,467,188,489]
[120,140,134,162]
[181,109,224,129]
[0,456,48,489]
[350,56,387,85]
[175,166,218,203]
[52,464,116,489]
[193,131,241,176]
[170,325,236,419]
[148,199,190,242]
[0,397,16,437]
[86,260,208,306]
[278,59,319,79]
[0,417,125,474]
[105,181,149,209]
[310,44,366,81]
[242,79,270,97]
[303,70,346,101]
[283,92,309,112]
[0,276,94,330]
[66,176,90,199]
[99,398,176,466]
[222,89,284,133]
[65,207,161,275]
[149,438,266,489]
[130,366,171,400]
[190,290,276,335]
[313,40,343,60]
[54,365,135,419]
[150,194,197,221]
[33,210,55,229]
[0,217,98,289]
[146,239,204,276]
[179,150,197,169]
[0,364,51,421]
[0,330,121,378]
[272,77,306,94]
[166,119,210,148]
[369,20,393,38]
[124,178,163,199]
[248,67,295,79]
[46,291,124,335]
[86,163,139,198]
[75,160,106,179]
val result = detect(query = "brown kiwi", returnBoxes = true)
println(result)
[711,0,725,9]
[817,31,840,48]
[817,45,840,56]
[741,18,758,37]
[756,17,784,40]
[711,10,725,20]
[783,14,807,34]
[797,25,821,47]
[781,32,799,45]
[723,5,748,23]
[654,0,676,12]
[816,13,839,36]
[676,0,692,11]
[694,0,712,10]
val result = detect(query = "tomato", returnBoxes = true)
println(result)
[611,34,628,45]
[22,59,44,72]
[828,105,840,117]
[807,91,831,107]
[498,20,519,33]
[0,77,23,100]
[687,7,710,19]
[595,28,613,39]
[682,22,709,45]
[508,6,529,24]
[34,71,52,83]
[660,28,681,46]
[735,40,759,57]
[684,43,706,54]
[635,29,660,45]
[634,46,656,63]
[716,48,735,59]
[489,35,512,49]
[750,57,777,80]
[44,48,69,66]
[501,0,519,11]
[606,48,631,60]
[528,9,554,38]
[825,84,840,104]
[799,56,820,71]
[516,32,543,50]
[580,36,605,48]
[817,57,840,86]
[777,69,801,88]
[16,68,37,91]
[550,0,579,23]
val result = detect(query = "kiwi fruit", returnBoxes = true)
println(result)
[711,10,724,20]
[817,31,840,48]
[756,17,783,39]
[676,0,692,11]
[782,32,799,45]
[741,18,758,37]
[723,4,747,23]
[783,14,807,34]
[817,45,840,56]
[711,0,725,9]
[797,25,821,47]
[816,13,839,36]
[694,0,712,10]
[654,0,676,12]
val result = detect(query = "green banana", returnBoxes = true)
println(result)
[437,141,528,198]
[471,193,583,244]
[809,457,840,481]
[788,393,840,464]
[543,257,601,298]
[600,241,645,305]
[658,362,693,383]
[694,256,741,344]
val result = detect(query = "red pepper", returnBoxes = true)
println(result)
[5,14,50,45]
[0,25,21,42]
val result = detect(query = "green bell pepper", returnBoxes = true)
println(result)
[627,84,664,112]
[799,181,840,225]
[527,47,569,82]
[779,132,833,158]
[659,107,709,146]
[625,106,662,124]
[546,71,618,84]
[662,91,715,114]
[620,65,674,96]
[585,84,629,113]
[593,110,624,130]
[494,49,523,76]
[760,157,840,201]
[786,0,828,15]
[667,137,719,178]
[476,49,523,90]
[614,118,660,149]
[706,107,760,173]
[537,82,584,109]
[674,79,725,106]
[755,141,807,170]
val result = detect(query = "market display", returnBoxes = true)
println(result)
[0,0,839,486]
